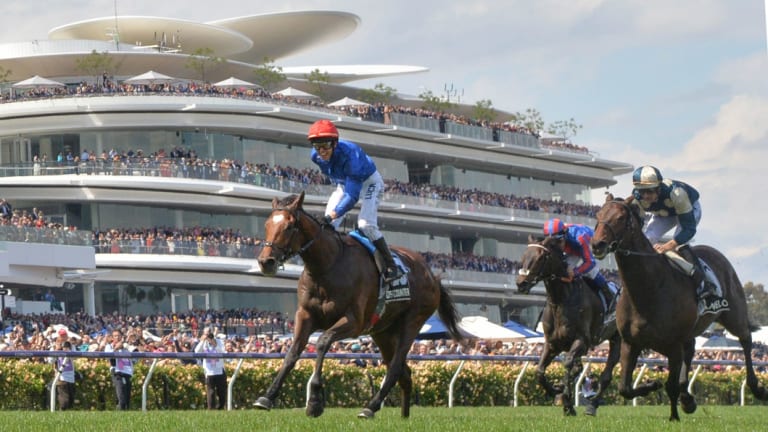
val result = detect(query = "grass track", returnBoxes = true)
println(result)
[2,406,765,432]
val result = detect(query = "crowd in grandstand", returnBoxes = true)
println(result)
[1,309,764,372]
[6,78,592,155]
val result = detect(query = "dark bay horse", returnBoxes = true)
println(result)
[516,236,620,417]
[255,192,463,418]
[591,195,768,421]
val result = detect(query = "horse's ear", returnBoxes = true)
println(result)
[605,192,614,202]
[625,195,635,205]
[296,191,305,208]
[271,196,280,209]
[527,234,537,244]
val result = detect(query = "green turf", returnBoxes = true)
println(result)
[2,406,765,432]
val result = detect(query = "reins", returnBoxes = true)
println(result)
[595,200,658,257]
[262,208,339,265]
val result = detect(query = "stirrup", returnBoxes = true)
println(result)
[383,267,404,283]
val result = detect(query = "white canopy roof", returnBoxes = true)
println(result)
[328,96,370,107]
[12,75,66,88]
[272,86,318,99]
[212,77,260,88]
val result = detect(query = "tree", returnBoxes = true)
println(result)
[508,108,545,134]
[185,47,223,83]
[252,57,286,92]
[472,99,496,123]
[418,89,453,112]
[0,66,12,98]
[546,118,584,139]
[744,282,768,325]
[75,50,116,85]
[305,68,330,101]
[358,83,397,105]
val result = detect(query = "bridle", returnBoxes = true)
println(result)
[594,200,657,257]
[261,208,327,265]
[518,243,565,286]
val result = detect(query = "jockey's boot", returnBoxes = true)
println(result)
[588,274,615,313]
[678,244,717,297]
[373,237,404,283]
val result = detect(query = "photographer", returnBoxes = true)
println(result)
[51,340,76,410]
[103,329,136,410]
[194,327,227,409]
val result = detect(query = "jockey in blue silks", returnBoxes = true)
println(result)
[308,119,404,283]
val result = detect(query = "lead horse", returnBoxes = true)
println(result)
[590,195,768,421]
[516,236,621,416]
[255,192,463,418]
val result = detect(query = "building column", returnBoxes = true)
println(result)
[83,281,96,316]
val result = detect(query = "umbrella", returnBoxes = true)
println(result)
[272,87,318,99]
[695,335,742,351]
[328,96,370,107]
[502,320,542,338]
[124,70,177,85]
[212,77,260,89]
[12,75,65,88]
[459,316,529,341]
[417,315,450,340]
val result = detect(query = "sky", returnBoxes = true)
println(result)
[2,1,768,284]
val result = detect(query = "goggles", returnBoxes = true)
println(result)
[311,140,335,151]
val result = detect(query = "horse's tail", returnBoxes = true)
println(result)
[437,279,463,342]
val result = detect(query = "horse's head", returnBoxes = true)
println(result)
[516,235,567,294]
[258,191,314,276]
[591,195,643,259]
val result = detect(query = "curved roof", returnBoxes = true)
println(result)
[49,16,253,57]
[283,65,429,84]
[208,11,359,63]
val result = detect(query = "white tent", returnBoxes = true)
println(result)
[124,70,177,85]
[212,77,260,89]
[272,86,318,99]
[695,335,742,351]
[12,75,65,88]
[328,96,370,107]
[459,316,529,341]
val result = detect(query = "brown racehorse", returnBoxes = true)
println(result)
[254,192,463,419]
[591,195,768,421]
[517,235,621,417]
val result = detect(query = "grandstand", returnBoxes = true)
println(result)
[0,10,632,330]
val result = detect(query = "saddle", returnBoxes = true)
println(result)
[663,251,729,315]
[349,230,411,303]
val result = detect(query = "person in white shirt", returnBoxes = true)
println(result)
[52,340,76,410]
[104,330,135,410]
[194,327,227,409]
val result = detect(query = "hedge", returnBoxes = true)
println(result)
[1,359,766,410]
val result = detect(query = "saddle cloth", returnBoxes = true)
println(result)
[664,251,724,297]
[348,230,411,302]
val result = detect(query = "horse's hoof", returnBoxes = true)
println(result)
[564,407,577,416]
[681,394,697,414]
[306,402,324,417]
[253,397,272,410]
[358,408,375,419]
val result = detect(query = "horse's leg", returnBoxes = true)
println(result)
[397,364,413,418]
[306,315,359,417]
[664,348,683,421]
[586,333,621,416]
[255,308,314,411]
[535,343,560,398]
[617,340,662,400]
[720,309,768,401]
[679,338,697,414]
[360,319,418,419]
[561,339,587,417]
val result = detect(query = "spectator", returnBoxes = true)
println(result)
[103,330,136,410]
[194,327,227,409]
[51,340,76,410]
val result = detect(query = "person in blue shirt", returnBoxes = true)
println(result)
[308,119,404,282]
[631,165,726,314]
[543,218,615,314]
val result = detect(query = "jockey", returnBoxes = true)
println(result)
[543,218,615,312]
[308,119,404,283]
[631,165,726,314]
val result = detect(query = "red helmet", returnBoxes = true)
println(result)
[543,218,567,238]
[308,120,339,140]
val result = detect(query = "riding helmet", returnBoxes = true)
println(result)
[543,218,568,238]
[308,119,339,140]
[632,165,663,189]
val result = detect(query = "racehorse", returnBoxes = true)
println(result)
[590,195,768,421]
[254,192,463,418]
[516,235,621,416]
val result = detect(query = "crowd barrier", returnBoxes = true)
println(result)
[2,350,764,412]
